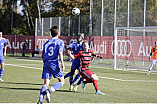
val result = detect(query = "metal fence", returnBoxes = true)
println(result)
[35,10,157,37]
[35,0,157,37]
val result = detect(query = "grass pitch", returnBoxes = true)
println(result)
[0,57,157,103]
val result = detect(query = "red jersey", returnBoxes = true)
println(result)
[151,46,157,59]
[74,49,94,71]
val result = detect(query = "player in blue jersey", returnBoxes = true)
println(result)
[0,32,7,82]
[64,33,84,91]
[37,26,65,104]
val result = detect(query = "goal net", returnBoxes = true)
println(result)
[114,26,157,71]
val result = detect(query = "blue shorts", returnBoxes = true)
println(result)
[42,61,64,79]
[71,60,80,70]
[0,56,4,63]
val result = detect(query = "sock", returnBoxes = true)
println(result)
[0,69,4,78]
[64,72,70,79]
[49,82,63,93]
[77,77,84,85]
[93,80,99,91]
[69,76,73,85]
[148,67,152,73]
[39,85,48,102]
[72,74,80,84]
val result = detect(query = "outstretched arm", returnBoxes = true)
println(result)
[92,54,102,59]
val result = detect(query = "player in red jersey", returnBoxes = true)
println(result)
[147,41,157,75]
[67,40,105,95]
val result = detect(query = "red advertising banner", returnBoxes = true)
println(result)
[3,35,156,62]
[3,35,35,53]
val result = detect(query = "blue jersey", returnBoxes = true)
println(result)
[0,38,6,57]
[42,37,64,63]
[68,41,83,67]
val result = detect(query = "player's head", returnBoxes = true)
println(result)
[155,41,157,46]
[82,40,89,50]
[77,33,84,42]
[50,26,59,37]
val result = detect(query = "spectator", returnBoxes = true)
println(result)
[22,40,28,57]
[32,45,40,57]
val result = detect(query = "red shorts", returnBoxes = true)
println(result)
[79,69,94,80]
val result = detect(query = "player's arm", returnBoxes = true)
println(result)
[3,41,7,56]
[59,52,65,72]
[149,53,152,62]
[149,47,154,62]
[92,54,102,59]
[41,53,44,60]
[41,48,45,60]
[4,45,7,56]
[67,50,75,59]
[64,44,69,50]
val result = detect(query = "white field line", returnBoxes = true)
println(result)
[5,63,157,83]
[9,59,157,74]
[98,76,157,83]
[5,64,42,70]
[16,59,42,62]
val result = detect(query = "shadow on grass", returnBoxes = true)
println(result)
[0,82,84,93]
[56,90,82,93]
[1,81,43,86]
[56,90,93,94]
[0,86,40,91]
[0,81,42,91]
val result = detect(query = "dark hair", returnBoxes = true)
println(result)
[155,41,157,45]
[82,40,88,45]
[50,26,59,37]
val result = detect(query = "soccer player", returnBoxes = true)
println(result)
[0,32,7,82]
[64,33,84,91]
[147,41,157,75]
[37,26,65,104]
[67,40,105,95]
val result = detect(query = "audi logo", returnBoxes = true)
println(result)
[111,40,132,57]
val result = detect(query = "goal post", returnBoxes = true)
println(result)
[114,26,157,70]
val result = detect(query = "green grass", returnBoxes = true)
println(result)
[0,56,157,103]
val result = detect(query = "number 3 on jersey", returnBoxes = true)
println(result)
[48,47,54,56]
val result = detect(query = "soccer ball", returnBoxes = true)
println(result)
[72,7,80,15]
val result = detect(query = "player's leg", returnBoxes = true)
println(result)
[69,62,80,91]
[0,57,5,81]
[38,62,51,103]
[73,77,84,92]
[38,78,50,104]
[45,64,65,103]
[64,72,70,79]
[147,59,156,75]
[91,74,105,95]
[91,74,99,91]
[83,70,105,95]
[69,68,75,84]
[72,73,80,84]
[69,68,75,91]
[48,77,64,93]
[45,77,64,103]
